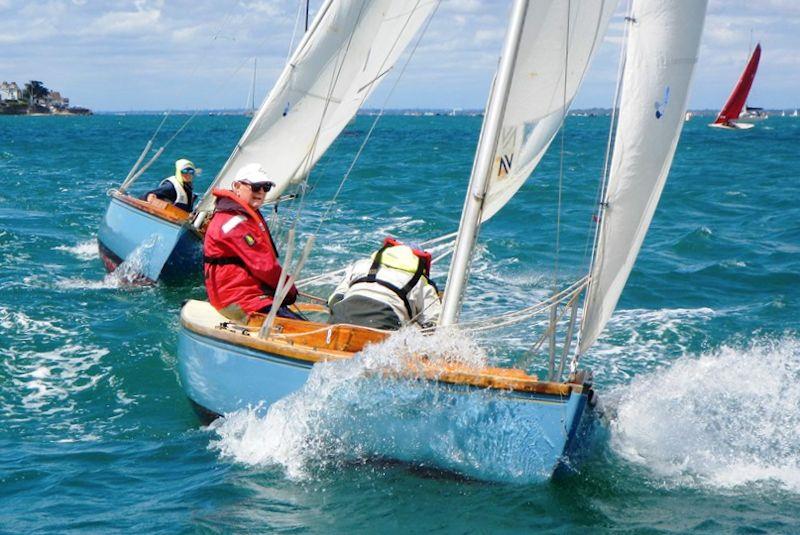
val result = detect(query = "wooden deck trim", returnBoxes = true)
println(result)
[112,192,191,226]
[181,311,583,397]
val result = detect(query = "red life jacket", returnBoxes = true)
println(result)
[203,189,297,315]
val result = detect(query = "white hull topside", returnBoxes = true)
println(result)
[708,121,756,130]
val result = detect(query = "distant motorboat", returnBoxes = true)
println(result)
[684,111,693,122]
[709,43,761,130]
[737,105,767,123]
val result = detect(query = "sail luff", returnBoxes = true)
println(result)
[194,0,336,217]
[479,0,616,223]
[713,43,761,125]
[438,0,530,326]
[578,0,708,354]
[194,0,436,219]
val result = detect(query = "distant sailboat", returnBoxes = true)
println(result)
[710,42,762,130]
[244,57,257,117]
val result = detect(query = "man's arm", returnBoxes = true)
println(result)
[415,280,443,328]
[145,182,177,204]
[328,264,355,307]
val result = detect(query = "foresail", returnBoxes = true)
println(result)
[196,0,436,214]
[713,43,761,125]
[480,0,616,223]
[579,0,708,353]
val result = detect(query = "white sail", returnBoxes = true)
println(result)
[480,0,616,223]
[440,0,615,325]
[579,0,708,353]
[196,0,436,214]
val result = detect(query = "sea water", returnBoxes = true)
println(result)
[1,114,799,532]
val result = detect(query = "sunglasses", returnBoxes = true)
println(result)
[246,182,273,193]
[181,168,196,175]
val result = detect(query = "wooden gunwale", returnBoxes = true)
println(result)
[112,192,191,226]
[181,306,582,397]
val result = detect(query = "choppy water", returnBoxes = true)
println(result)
[1,114,799,532]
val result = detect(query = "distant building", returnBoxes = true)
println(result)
[0,81,22,101]
[47,91,70,110]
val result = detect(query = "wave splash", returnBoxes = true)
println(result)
[56,236,159,290]
[209,328,554,481]
[54,240,98,261]
[609,336,800,492]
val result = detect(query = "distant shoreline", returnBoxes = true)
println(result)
[87,107,799,118]
[4,107,798,118]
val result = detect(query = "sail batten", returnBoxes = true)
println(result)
[579,0,708,354]
[195,0,437,215]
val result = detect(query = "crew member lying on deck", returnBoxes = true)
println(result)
[328,238,441,330]
[143,158,197,212]
[203,164,302,323]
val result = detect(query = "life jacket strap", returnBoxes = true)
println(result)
[204,255,275,297]
[203,256,246,267]
[349,245,426,320]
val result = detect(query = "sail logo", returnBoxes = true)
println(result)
[654,86,670,119]
[499,154,513,177]
[496,126,516,179]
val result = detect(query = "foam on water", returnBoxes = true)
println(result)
[589,306,716,381]
[209,327,573,481]
[54,239,98,261]
[55,236,159,289]
[608,336,800,492]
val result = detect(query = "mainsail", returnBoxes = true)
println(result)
[579,0,708,353]
[482,0,616,222]
[440,0,615,324]
[195,0,436,215]
[712,43,761,126]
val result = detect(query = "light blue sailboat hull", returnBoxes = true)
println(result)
[97,195,202,282]
[177,316,599,483]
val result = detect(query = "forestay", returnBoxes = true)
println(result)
[195,0,436,215]
[480,0,616,222]
[579,0,708,353]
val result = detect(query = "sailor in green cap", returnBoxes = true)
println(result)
[144,158,198,212]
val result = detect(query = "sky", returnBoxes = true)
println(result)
[0,0,798,112]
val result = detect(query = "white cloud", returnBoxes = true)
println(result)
[0,0,796,110]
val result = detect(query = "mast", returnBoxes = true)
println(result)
[305,0,310,32]
[439,0,529,326]
[250,57,257,114]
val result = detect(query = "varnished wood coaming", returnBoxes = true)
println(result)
[112,191,192,226]
[182,305,584,397]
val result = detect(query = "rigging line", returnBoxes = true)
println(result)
[428,277,589,333]
[313,0,442,237]
[575,0,633,363]
[553,0,572,294]
[286,0,306,62]
[123,3,239,183]
[151,3,311,168]
[581,0,631,268]
[451,283,584,334]
[281,0,374,234]
[305,0,432,220]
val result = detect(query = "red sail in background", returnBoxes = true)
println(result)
[713,43,761,125]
